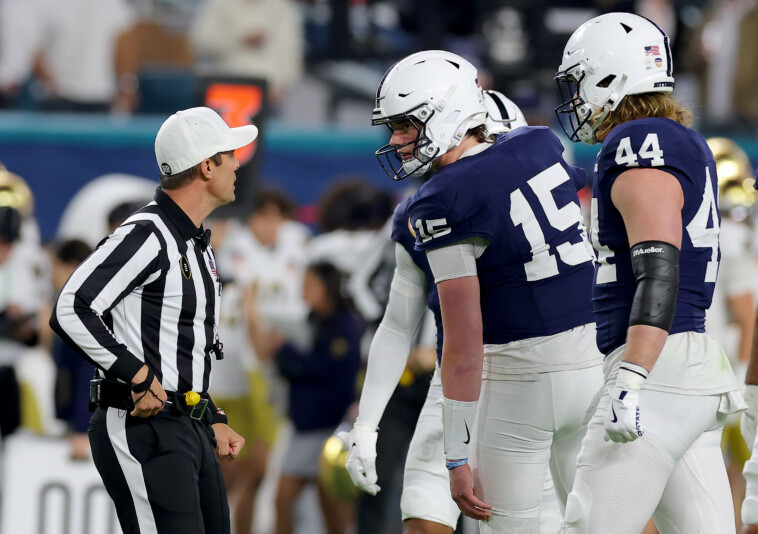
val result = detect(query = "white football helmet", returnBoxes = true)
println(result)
[483,90,527,134]
[372,50,487,180]
[555,12,675,145]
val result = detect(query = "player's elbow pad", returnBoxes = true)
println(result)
[628,240,679,332]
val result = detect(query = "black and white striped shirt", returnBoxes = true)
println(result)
[51,188,222,394]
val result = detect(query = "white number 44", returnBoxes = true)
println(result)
[615,133,665,167]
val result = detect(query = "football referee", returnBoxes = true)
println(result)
[50,107,256,534]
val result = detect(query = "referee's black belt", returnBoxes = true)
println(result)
[90,379,213,423]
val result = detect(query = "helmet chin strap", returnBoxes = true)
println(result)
[577,104,611,145]
[403,159,433,177]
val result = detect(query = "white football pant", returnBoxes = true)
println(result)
[563,389,735,534]
[401,366,573,533]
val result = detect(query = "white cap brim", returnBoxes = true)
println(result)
[225,124,259,152]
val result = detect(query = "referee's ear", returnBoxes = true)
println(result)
[198,158,214,182]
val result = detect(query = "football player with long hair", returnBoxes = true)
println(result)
[555,13,745,533]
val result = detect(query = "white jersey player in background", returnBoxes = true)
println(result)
[705,137,757,383]
[739,155,758,532]
[704,137,757,532]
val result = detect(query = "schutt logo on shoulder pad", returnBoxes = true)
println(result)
[632,246,663,256]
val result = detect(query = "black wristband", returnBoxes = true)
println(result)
[131,367,154,394]
[211,408,228,425]
[206,395,228,425]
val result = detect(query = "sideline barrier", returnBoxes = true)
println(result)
[1,433,122,534]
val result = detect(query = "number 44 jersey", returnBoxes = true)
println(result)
[409,126,596,348]
[592,117,720,356]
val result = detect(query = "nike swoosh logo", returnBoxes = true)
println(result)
[464,421,471,445]
[610,406,618,423]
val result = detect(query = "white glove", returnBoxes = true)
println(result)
[339,422,381,495]
[742,384,758,452]
[604,362,648,443]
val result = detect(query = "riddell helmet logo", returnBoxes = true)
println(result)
[161,163,172,175]
[633,246,663,256]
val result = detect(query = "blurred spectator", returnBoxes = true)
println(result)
[705,137,757,531]
[273,261,362,534]
[689,0,758,131]
[0,168,59,438]
[344,197,437,534]
[50,239,93,460]
[0,168,51,326]
[210,189,309,533]
[190,0,304,106]
[0,0,38,107]
[0,206,34,438]
[636,0,678,41]
[29,0,135,112]
[307,178,394,276]
[209,275,281,534]
[216,188,310,340]
[209,190,309,534]
[106,199,147,233]
[114,17,195,114]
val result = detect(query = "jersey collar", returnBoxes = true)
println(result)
[154,187,202,241]
[459,142,492,160]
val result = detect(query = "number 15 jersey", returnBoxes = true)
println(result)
[592,117,720,356]
[409,127,595,348]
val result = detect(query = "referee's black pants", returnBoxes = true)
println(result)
[89,406,231,534]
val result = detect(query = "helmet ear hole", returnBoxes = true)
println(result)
[596,75,616,89]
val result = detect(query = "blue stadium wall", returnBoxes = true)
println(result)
[1,112,756,242]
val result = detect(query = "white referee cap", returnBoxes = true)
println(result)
[155,107,258,176]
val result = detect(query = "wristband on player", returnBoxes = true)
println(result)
[615,361,649,392]
[131,367,154,394]
[446,458,469,470]
[441,396,478,462]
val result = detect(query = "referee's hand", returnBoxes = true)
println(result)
[212,423,245,461]
[130,366,167,418]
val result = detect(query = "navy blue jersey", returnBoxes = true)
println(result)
[409,127,595,345]
[391,196,443,360]
[592,118,720,355]
[276,309,363,431]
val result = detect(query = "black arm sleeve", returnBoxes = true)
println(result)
[628,240,680,331]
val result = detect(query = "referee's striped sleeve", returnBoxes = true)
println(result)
[50,223,166,382]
